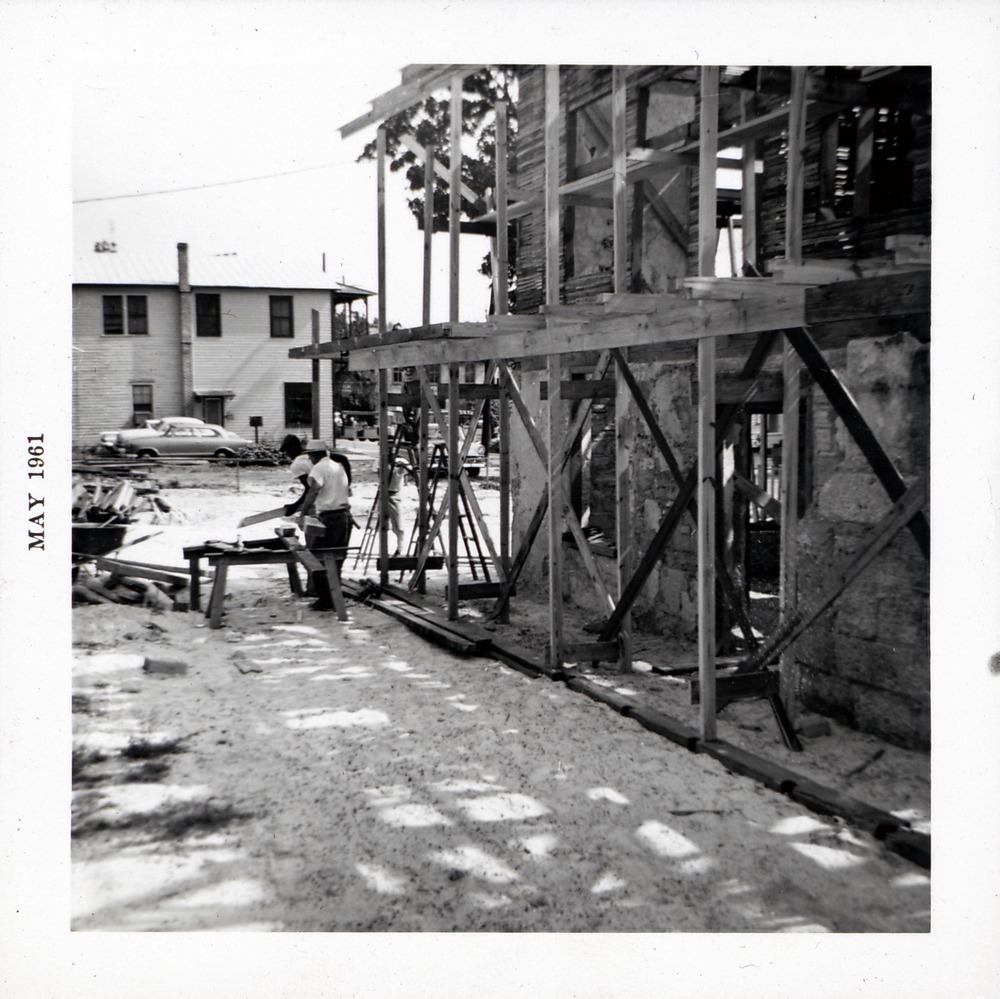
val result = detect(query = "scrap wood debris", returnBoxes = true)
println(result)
[72,472,179,527]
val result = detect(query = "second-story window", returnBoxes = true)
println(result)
[126,295,148,334]
[196,293,222,337]
[270,295,294,337]
[103,294,148,334]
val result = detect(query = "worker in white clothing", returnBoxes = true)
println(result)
[284,439,352,611]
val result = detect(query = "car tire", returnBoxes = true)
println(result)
[214,448,236,459]
[136,449,158,459]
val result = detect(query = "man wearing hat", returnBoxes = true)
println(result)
[284,439,352,610]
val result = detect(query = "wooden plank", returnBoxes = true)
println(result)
[784,326,930,558]
[539,379,614,400]
[377,126,390,587]
[562,641,621,662]
[445,581,505,600]
[612,65,628,292]
[625,704,701,751]
[779,67,806,725]
[732,470,782,522]
[499,375,511,623]
[738,474,928,672]
[740,90,759,273]
[548,352,565,668]
[339,64,485,138]
[449,72,462,324]
[564,676,636,713]
[698,740,801,794]
[545,65,561,307]
[804,269,930,326]
[346,293,807,369]
[447,364,460,620]
[399,132,479,206]
[320,553,349,621]
[495,101,509,319]
[697,65,719,741]
[641,180,688,252]
[92,558,188,587]
[690,669,776,706]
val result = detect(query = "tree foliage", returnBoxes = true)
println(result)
[358,67,519,292]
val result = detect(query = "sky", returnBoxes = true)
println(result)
[71,3,495,326]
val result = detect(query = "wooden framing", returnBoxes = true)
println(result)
[293,64,930,748]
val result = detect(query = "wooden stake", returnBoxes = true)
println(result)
[377,126,390,585]
[611,65,632,672]
[495,102,509,318]
[447,362,460,620]
[779,67,806,723]
[419,142,435,594]
[450,72,462,324]
[311,308,321,439]
[697,65,720,740]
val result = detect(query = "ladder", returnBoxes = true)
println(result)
[354,429,492,583]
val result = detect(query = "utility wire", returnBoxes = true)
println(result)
[73,158,358,205]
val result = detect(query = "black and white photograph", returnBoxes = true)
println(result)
[1,1,999,996]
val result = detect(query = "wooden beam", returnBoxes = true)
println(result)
[339,64,485,138]
[804,269,930,326]
[739,475,928,672]
[311,308,321,439]
[449,72,462,324]
[854,107,875,217]
[732,470,782,522]
[495,101,509,319]
[399,132,480,206]
[346,293,806,369]
[779,67,807,723]
[641,179,688,252]
[740,90,758,274]
[377,127,390,584]
[784,327,931,559]
[548,353,564,668]
[612,65,628,293]
[697,65,720,739]
[447,363,460,619]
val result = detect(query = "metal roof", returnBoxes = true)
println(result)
[73,248,373,298]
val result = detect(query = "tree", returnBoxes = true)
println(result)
[358,67,519,306]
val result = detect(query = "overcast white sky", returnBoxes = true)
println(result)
[71,3,497,325]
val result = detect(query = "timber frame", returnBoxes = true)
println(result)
[291,65,931,746]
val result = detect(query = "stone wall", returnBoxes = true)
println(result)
[794,331,930,748]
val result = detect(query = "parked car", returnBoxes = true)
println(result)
[122,424,253,459]
[97,416,206,453]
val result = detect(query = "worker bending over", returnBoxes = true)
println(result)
[285,439,352,611]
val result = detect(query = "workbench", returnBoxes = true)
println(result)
[182,537,348,628]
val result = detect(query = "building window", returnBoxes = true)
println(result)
[284,382,313,426]
[196,293,222,337]
[103,294,149,335]
[132,384,153,424]
[103,295,124,334]
[127,295,148,334]
[391,367,404,384]
[426,365,440,384]
[270,295,294,338]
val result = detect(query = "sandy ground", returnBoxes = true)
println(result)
[71,446,930,932]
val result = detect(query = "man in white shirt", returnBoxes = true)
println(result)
[284,439,352,611]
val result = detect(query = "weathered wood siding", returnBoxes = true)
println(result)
[72,285,183,444]
[73,285,341,447]
[189,287,336,442]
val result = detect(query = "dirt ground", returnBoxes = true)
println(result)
[71,445,930,933]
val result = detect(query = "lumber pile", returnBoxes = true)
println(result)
[72,556,199,611]
[72,472,174,529]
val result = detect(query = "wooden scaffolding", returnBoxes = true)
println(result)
[290,65,930,746]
